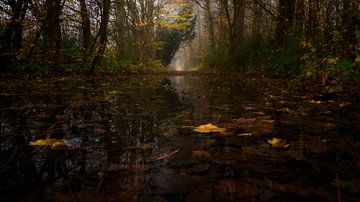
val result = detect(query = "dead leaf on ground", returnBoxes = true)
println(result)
[29,138,65,149]
[277,108,290,113]
[268,138,290,148]
[192,150,210,158]
[308,100,323,104]
[194,123,226,133]
[237,133,252,137]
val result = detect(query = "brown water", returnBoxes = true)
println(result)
[1,75,360,201]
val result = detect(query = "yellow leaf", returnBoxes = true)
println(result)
[194,123,226,133]
[355,55,360,63]
[309,100,323,104]
[29,138,65,149]
[327,57,338,65]
[268,138,290,148]
[237,133,252,137]
[192,150,210,158]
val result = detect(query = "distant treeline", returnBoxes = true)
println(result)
[0,0,196,73]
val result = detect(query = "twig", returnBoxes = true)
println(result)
[150,148,179,161]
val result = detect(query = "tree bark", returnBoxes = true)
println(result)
[205,0,215,48]
[294,0,304,37]
[79,0,91,50]
[252,0,262,39]
[306,0,319,43]
[90,0,111,73]
[44,0,63,68]
[275,0,295,46]
[0,0,28,71]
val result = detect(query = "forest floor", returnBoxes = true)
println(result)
[1,72,360,201]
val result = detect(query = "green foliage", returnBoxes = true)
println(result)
[155,5,196,65]
[291,28,360,90]
[205,44,232,69]
[205,37,272,72]
[107,50,167,73]
[267,38,302,76]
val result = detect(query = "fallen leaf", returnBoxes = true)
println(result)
[277,108,290,113]
[192,150,210,158]
[339,102,351,107]
[237,133,252,137]
[30,138,65,149]
[200,139,216,146]
[243,106,255,110]
[194,123,226,133]
[308,100,323,104]
[268,138,290,148]
[234,118,257,123]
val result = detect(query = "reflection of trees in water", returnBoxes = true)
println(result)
[171,76,214,123]
[0,77,183,196]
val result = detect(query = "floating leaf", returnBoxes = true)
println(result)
[192,150,210,158]
[308,100,323,104]
[277,108,290,113]
[253,111,265,115]
[268,138,290,148]
[200,139,216,146]
[194,123,226,133]
[234,118,257,123]
[237,133,252,137]
[30,138,65,149]
[243,106,255,110]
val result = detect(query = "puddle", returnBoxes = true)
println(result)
[0,75,360,201]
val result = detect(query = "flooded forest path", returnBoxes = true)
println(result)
[1,73,360,201]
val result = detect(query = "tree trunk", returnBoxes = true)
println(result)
[0,0,28,71]
[115,0,127,57]
[252,0,262,39]
[275,0,295,46]
[341,1,358,58]
[79,0,91,50]
[44,0,63,68]
[90,0,111,73]
[295,0,304,37]
[306,0,319,43]
[205,0,215,48]
[232,0,246,43]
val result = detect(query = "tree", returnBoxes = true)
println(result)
[0,0,28,71]
[90,0,111,73]
[275,0,295,46]
[155,4,196,65]
[79,0,91,51]
[44,0,63,68]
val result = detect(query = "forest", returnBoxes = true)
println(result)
[1,1,359,84]
[1,0,360,201]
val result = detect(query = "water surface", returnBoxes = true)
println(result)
[1,75,360,201]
